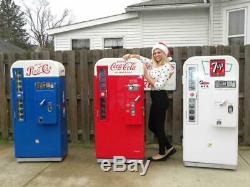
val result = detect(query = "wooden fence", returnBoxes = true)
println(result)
[1,45,250,145]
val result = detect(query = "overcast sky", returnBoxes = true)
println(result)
[14,0,141,23]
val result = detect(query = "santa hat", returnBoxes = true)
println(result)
[152,42,172,61]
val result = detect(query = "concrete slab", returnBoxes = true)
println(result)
[0,144,51,187]
[0,144,250,187]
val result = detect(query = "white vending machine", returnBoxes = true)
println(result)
[182,56,239,170]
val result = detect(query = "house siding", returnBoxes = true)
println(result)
[54,18,141,51]
[52,0,250,51]
[53,8,209,50]
[54,38,72,51]
[141,8,209,47]
[211,0,223,45]
[212,0,250,45]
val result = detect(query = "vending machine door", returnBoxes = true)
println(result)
[183,55,238,170]
[212,82,238,127]
[94,58,145,160]
[35,82,57,125]
[124,81,144,125]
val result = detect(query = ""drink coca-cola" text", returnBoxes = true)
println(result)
[110,61,136,71]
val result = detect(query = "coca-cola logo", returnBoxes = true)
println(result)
[26,64,52,76]
[110,61,136,72]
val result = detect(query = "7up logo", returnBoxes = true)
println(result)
[210,59,225,77]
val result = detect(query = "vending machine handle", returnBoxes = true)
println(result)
[40,99,46,106]
[134,95,141,103]
[215,100,227,106]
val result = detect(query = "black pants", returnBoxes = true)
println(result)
[149,90,172,155]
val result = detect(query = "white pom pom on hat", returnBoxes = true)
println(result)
[152,42,172,61]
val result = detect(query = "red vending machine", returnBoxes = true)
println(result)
[94,58,144,162]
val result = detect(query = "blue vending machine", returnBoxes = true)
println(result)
[10,60,68,162]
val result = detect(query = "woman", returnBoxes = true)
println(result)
[123,42,176,161]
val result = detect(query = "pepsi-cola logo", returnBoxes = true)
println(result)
[26,64,52,76]
[110,61,136,71]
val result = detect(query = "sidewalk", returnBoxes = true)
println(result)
[0,143,250,187]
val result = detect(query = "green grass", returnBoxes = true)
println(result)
[0,139,13,144]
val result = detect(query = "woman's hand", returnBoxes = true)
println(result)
[143,64,156,87]
[123,54,140,61]
[123,54,131,61]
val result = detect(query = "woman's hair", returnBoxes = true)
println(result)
[151,49,169,66]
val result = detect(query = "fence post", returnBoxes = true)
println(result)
[139,48,154,143]
[66,51,78,142]
[55,51,63,63]
[172,47,183,144]
[244,45,250,145]
[216,45,226,55]
[230,45,240,62]
[7,54,16,139]
[187,46,198,57]
[80,50,90,143]
[202,46,211,56]
[187,47,197,57]
[41,51,50,59]
[31,52,39,60]
[0,54,8,139]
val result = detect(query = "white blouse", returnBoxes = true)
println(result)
[139,56,173,90]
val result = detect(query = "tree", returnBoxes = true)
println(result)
[0,0,30,49]
[22,0,71,50]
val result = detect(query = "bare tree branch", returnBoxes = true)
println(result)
[21,0,71,49]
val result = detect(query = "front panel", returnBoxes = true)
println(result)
[124,82,144,125]
[35,82,57,125]
[10,60,67,161]
[183,56,239,169]
[94,58,144,160]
